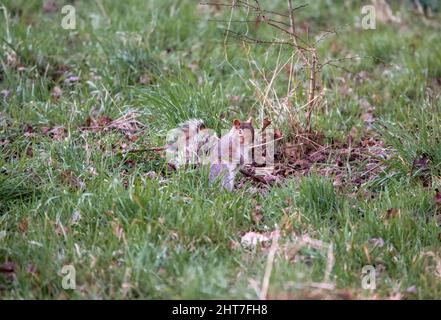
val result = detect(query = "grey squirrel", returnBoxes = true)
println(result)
[165,117,255,191]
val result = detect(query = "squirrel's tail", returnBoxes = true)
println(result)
[165,119,215,168]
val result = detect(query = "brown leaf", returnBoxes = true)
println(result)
[229,95,240,103]
[51,86,62,99]
[261,118,271,132]
[274,129,282,140]
[23,123,34,134]
[111,219,126,242]
[43,0,57,13]
[362,244,371,264]
[240,231,270,248]
[51,126,66,141]
[97,115,112,127]
[333,175,343,187]
[0,261,15,273]
[60,170,85,190]
[371,0,401,24]
[385,208,401,222]
[413,154,429,170]
[251,204,263,224]
[139,74,151,85]
[368,237,385,248]
[229,240,240,250]
[18,218,28,233]
[26,145,34,157]
[405,285,417,294]
[0,261,16,280]
[55,223,69,236]
[434,190,441,205]
[26,263,38,277]
[41,126,51,135]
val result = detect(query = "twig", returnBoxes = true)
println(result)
[259,226,279,300]
[306,49,318,132]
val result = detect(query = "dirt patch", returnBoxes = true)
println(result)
[236,131,390,192]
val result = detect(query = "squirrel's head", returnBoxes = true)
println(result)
[231,117,254,147]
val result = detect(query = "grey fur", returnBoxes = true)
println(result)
[208,163,236,191]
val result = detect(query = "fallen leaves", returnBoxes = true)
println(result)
[371,0,401,24]
[18,217,29,233]
[70,210,81,225]
[51,86,62,100]
[42,0,57,13]
[251,202,263,224]
[422,251,441,279]
[81,111,146,139]
[434,190,441,205]
[368,237,385,248]
[240,231,273,248]
[111,219,126,243]
[384,208,401,226]
[60,169,85,191]
[386,207,401,219]
[247,133,390,192]
[0,261,16,281]
[41,126,67,141]
[411,153,431,187]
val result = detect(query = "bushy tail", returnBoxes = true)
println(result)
[165,119,217,168]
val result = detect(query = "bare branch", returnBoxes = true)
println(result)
[224,29,294,47]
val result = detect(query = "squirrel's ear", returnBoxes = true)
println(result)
[233,119,241,128]
[245,116,253,124]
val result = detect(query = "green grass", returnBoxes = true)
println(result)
[1,0,441,299]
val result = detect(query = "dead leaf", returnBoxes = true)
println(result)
[26,263,38,278]
[240,232,270,248]
[371,0,401,24]
[362,244,371,264]
[413,154,429,170]
[0,261,16,280]
[18,218,28,233]
[71,210,81,225]
[405,285,417,294]
[386,208,401,220]
[251,204,263,224]
[229,240,240,250]
[111,219,126,242]
[97,115,112,127]
[23,123,34,135]
[121,268,132,298]
[434,190,441,205]
[241,230,280,249]
[261,118,271,132]
[139,74,151,85]
[60,170,85,190]
[41,126,51,135]
[55,223,69,236]
[64,75,79,84]
[274,129,282,140]
[229,95,240,103]
[43,0,57,13]
[368,237,385,248]
[51,126,66,141]
[51,86,62,99]
[26,145,33,157]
